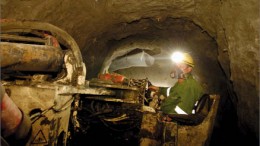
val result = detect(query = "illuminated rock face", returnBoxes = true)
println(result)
[1,0,259,145]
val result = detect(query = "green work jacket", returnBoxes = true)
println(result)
[159,73,204,114]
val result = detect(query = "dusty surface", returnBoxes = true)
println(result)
[1,0,259,145]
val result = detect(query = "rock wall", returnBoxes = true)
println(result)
[220,1,259,138]
[188,0,259,140]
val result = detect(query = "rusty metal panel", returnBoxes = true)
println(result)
[3,84,73,146]
[1,42,64,72]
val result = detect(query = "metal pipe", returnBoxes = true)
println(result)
[0,34,47,44]
[1,42,64,72]
[1,84,23,137]
[1,20,86,86]
[1,20,83,67]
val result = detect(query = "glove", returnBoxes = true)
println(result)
[148,85,159,92]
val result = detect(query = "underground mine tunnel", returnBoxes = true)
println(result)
[0,0,259,146]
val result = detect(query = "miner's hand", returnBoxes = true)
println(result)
[162,115,172,122]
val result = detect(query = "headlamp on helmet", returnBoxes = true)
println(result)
[171,51,194,67]
[171,52,184,63]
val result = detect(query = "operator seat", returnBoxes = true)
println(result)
[167,94,213,125]
[139,94,220,146]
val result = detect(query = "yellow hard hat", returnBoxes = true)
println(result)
[182,53,194,67]
[171,52,194,67]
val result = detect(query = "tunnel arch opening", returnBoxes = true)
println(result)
[100,18,226,93]
[94,17,240,146]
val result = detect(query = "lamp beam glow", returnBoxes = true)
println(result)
[171,52,184,63]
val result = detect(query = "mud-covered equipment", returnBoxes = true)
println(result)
[1,20,220,146]
[1,82,32,146]
[1,20,148,145]
[1,20,86,146]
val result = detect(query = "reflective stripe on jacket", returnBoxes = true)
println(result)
[159,73,204,114]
